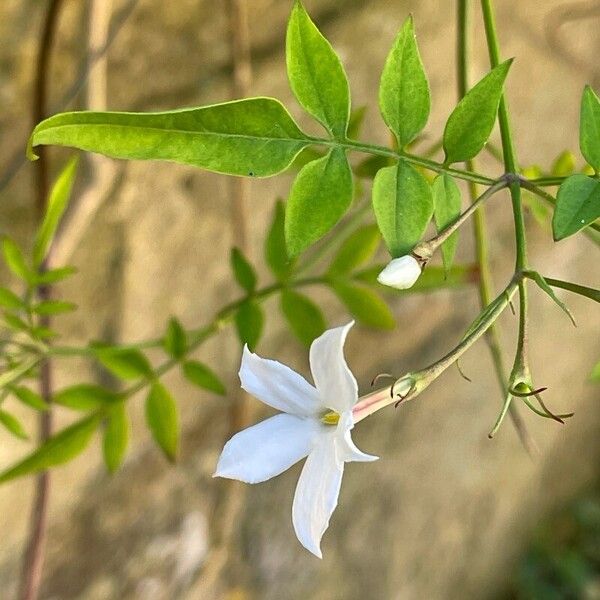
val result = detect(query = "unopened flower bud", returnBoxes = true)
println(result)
[377,256,422,290]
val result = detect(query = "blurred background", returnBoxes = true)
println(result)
[0,0,599,598]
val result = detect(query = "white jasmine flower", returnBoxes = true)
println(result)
[377,255,422,290]
[214,321,377,558]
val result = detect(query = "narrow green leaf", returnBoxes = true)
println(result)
[54,384,120,410]
[0,414,100,484]
[372,160,433,257]
[285,148,353,257]
[580,85,600,172]
[432,174,461,274]
[527,271,576,326]
[550,150,576,177]
[591,361,600,382]
[265,200,294,280]
[94,347,153,381]
[2,239,32,283]
[145,382,179,462]
[328,224,380,276]
[235,299,264,351]
[182,360,226,395]
[163,317,187,360]
[3,312,28,332]
[286,1,350,138]
[553,174,600,240]
[11,386,48,411]
[379,15,430,147]
[29,99,309,178]
[33,157,78,266]
[103,403,129,473]
[0,358,39,389]
[332,282,395,330]
[0,288,24,310]
[280,289,326,346]
[230,248,257,293]
[0,410,28,440]
[32,300,76,315]
[33,266,77,285]
[443,60,512,164]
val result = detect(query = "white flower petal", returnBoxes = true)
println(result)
[309,322,357,413]
[239,345,321,416]
[292,436,343,559]
[377,255,422,290]
[335,412,378,463]
[214,414,319,484]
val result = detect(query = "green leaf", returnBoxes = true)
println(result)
[182,360,226,395]
[230,248,257,293]
[526,271,576,326]
[0,410,28,440]
[32,300,76,315]
[0,288,24,310]
[2,239,32,283]
[286,1,350,138]
[0,414,100,484]
[33,266,77,285]
[3,312,28,332]
[591,361,600,382]
[102,403,129,473]
[163,317,187,360]
[235,299,264,351]
[53,384,120,410]
[145,382,179,462]
[379,15,430,147]
[432,174,461,274]
[443,60,512,164]
[29,99,309,178]
[372,160,433,257]
[328,224,380,276]
[285,148,353,256]
[11,386,48,411]
[280,289,326,346]
[332,282,395,330]
[265,200,294,280]
[550,150,576,177]
[94,347,153,381]
[580,85,600,172]
[33,157,78,266]
[553,174,600,241]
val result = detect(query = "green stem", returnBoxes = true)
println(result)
[537,276,600,303]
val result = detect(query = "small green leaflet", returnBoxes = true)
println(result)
[550,150,576,177]
[235,299,264,351]
[94,346,153,381]
[591,361,600,382]
[145,382,179,462]
[265,200,294,280]
[163,317,187,360]
[328,225,381,277]
[32,300,77,315]
[53,384,120,410]
[33,157,78,266]
[580,85,600,172]
[230,248,257,293]
[379,15,430,148]
[432,174,461,274]
[280,289,326,346]
[443,60,512,164]
[285,148,353,257]
[0,288,24,310]
[2,239,33,283]
[286,1,350,138]
[372,160,433,257]
[182,360,226,395]
[29,98,309,178]
[553,174,600,241]
[332,282,395,330]
[103,403,129,473]
[11,386,48,411]
[0,410,28,440]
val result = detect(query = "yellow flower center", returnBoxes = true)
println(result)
[320,410,340,425]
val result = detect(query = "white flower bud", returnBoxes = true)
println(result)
[377,255,422,290]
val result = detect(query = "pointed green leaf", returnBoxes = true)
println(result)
[32,300,76,315]
[332,282,395,330]
[230,248,257,293]
[145,382,179,462]
[0,414,100,484]
[182,360,226,395]
[3,312,28,332]
[379,15,430,147]
[527,271,576,326]
[372,160,433,257]
[33,266,77,285]
[0,410,28,440]
[328,224,380,276]
[280,289,326,346]
[591,361,600,382]
[265,200,294,280]
[235,299,264,351]
[286,1,350,138]
[103,403,129,473]
[432,174,461,274]
[11,386,48,411]
[94,347,153,381]
[2,239,33,283]
[29,99,309,178]
[443,60,512,164]
[285,148,353,256]
[0,288,24,310]
[553,174,600,240]
[580,85,600,172]
[33,157,78,266]
[163,317,187,360]
[54,384,120,410]
[550,150,576,177]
